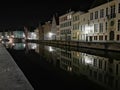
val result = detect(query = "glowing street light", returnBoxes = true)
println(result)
[48,32,56,40]
[48,32,53,38]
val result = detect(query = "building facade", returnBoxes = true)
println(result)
[43,21,52,40]
[56,25,60,40]
[59,11,74,41]
[88,0,120,42]
[58,0,120,42]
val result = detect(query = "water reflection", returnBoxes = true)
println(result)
[3,41,37,50]
[35,44,120,90]
[3,42,120,90]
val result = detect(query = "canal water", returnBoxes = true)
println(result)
[3,42,120,90]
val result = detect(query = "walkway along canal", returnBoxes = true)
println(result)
[0,43,33,90]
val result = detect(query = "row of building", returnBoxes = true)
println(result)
[0,0,120,42]
[34,0,120,42]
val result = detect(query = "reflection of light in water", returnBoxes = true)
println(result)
[23,34,25,38]
[11,35,14,38]
[49,46,54,52]
[13,43,26,50]
[48,32,53,38]
[12,43,15,46]
[77,52,80,56]
[31,43,37,49]
[8,38,13,44]
[23,44,26,47]
[27,43,37,50]
[67,66,72,72]
[84,56,93,65]
[28,33,37,40]
[7,36,9,38]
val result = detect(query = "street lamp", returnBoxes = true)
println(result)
[48,32,56,40]
[48,32,53,38]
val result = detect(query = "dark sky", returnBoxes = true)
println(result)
[0,0,94,31]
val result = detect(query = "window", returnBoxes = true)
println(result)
[93,59,97,67]
[119,3,120,13]
[100,9,104,18]
[82,25,85,31]
[106,22,107,32]
[69,21,71,26]
[117,35,120,41]
[116,64,118,75]
[110,5,116,18]
[104,61,106,71]
[106,8,108,16]
[73,16,75,21]
[94,36,97,40]
[67,15,71,20]
[105,35,107,40]
[99,36,103,40]
[94,24,98,32]
[90,13,93,20]
[90,24,93,33]
[99,60,102,69]
[99,23,103,33]
[73,24,75,30]
[111,5,115,14]
[118,20,120,31]
[95,11,98,19]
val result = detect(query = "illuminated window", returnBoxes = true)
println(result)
[67,15,72,20]
[82,25,85,31]
[69,15,72,19]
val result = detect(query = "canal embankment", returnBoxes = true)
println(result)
[0,43,33,90]
[36,40,120,52]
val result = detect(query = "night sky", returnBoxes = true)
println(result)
[0,0,94,31]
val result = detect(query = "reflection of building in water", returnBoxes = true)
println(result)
[60,48,72,72]
[35,44,44,57]
[27,43,37,50]
[35,45,120,90]
[44,46,59,66]
[13,43,26,50]
[71,51,120,90]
